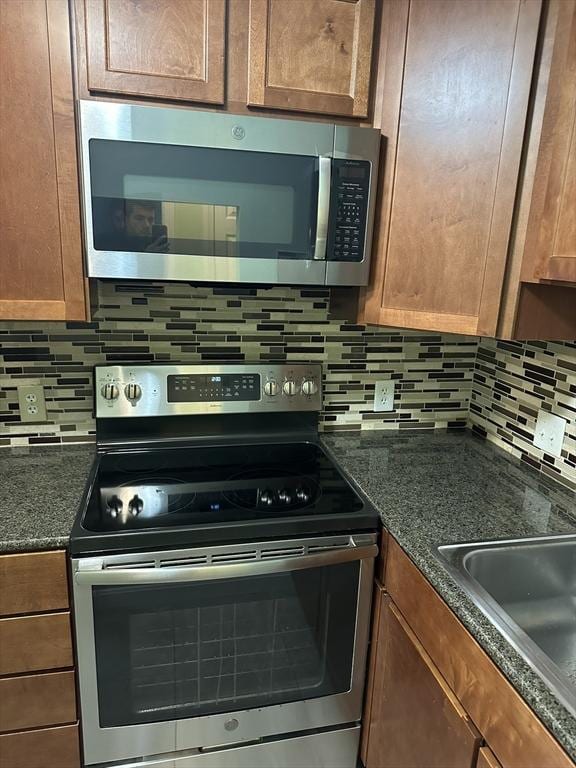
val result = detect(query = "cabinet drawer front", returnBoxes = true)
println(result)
[0,723,80,768]
[0,671,76,732]
[0,551,68,617]
[0,613,72,675]
[384,536,573,768]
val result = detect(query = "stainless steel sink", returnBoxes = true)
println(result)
[437,534,576,716]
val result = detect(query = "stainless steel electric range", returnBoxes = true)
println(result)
[70,363,378,768]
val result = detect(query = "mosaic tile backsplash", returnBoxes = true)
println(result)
[0,282,477,447]
[1,282,574,490]
[470,339,576,492]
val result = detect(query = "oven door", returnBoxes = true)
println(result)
[72,534,376,766]
[79,100,333,286]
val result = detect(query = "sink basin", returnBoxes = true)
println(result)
[438,534,576,716]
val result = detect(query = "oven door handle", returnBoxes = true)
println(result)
[74,543,377,586]
[312,156,331,260]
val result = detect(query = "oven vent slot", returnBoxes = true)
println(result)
[159,556,208,568]
[105,561,155,570]
[308,540,349,553]
[211,550,258,564]
[260,545,305,559]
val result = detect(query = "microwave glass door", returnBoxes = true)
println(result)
[91,562,358,728]
[89,140,319,261]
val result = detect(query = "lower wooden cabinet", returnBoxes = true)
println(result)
[362,535,575,768]
[0,671,77,733]
[363,588,481,768]
[0,724,80,768]
[0,550,80,768]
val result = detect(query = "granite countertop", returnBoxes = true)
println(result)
[1,431,575,756]
[0,444,95,553]
[321,430,576,761]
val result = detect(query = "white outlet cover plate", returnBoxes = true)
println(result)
[374,380,395,412]
[533,411,566,458]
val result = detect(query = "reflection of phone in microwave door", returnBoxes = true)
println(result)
[151,224,168,241]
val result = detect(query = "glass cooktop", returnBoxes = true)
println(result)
[83,442,365,532]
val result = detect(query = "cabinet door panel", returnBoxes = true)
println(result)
[522,0,576,284]
[364,588,480,768]
[248,0,375,117]
[362,0,541,336]
[83,0,225,103]
[0,0,86,320]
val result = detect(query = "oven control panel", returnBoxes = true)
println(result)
[327,159,371,263]
[95,363,322,417]
[168,373,260,403]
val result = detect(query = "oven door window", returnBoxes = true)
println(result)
[92,562,358,727]
[89,140,319,261]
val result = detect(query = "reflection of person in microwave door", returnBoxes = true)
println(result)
[98,199,168,252]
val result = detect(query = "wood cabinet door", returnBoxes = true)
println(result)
[0,0,86,321]
[364,588,481,768]
[361,0,541,336]
[81,0,226,104]
[247,0,375,117]
[521,0,576,285]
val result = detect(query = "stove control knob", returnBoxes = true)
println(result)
[283,380,298,397]
[129,494,144,516]
[296,488,310,504]
[264,380,279,397]
[124,383,142,403]
[107,495,123,518]
[101,383,119,401]
[260,490,274,506]
[301,379,318,396]
[278,489,293,505]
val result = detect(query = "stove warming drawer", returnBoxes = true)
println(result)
[109,726,360,768]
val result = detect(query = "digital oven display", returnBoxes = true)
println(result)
[167,373,261,403]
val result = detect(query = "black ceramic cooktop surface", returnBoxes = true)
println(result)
[71,442,377,554]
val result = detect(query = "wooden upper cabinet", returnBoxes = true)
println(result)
[247,0,376,117]
[521,0,576,285]
[80,0,226,103]
[361,0,542,336]
[496,0,576,340]
[0,0,86,321]
[363,588,481,768]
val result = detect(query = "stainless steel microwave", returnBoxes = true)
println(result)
[78,101,380,287]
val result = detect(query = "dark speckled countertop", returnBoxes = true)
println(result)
[321,430,576,761]
[0,444,95,553]
[1,431,575,757]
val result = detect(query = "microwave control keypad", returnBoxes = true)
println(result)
[329,159,371,262]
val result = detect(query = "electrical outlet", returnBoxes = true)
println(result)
[373,380,395,412]
[17,385,47,423]
[533,410,566,457]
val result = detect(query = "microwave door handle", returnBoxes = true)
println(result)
[313,156,331,260]
[74,542,377,586]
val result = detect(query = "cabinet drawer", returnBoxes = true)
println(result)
[0,551,68,617]
[0,723,80,768]
[0,613,72,675]
[0,671,76,732]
